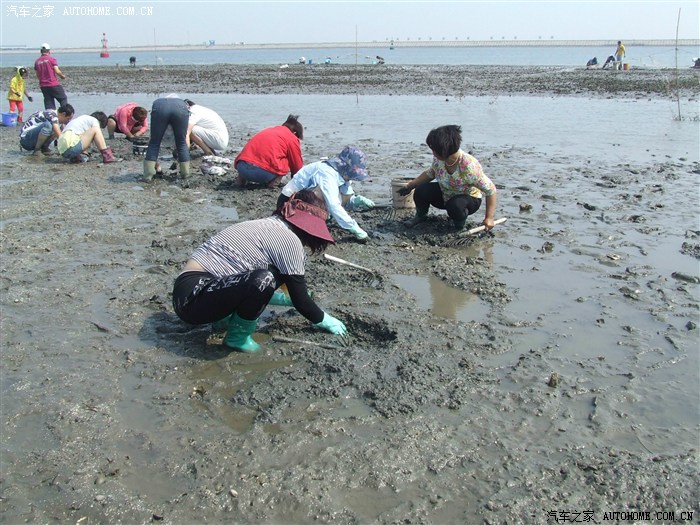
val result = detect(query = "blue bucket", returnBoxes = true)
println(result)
[2,112,18,127]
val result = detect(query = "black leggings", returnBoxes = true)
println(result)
[413,182,481,222]
[172,269,277,325]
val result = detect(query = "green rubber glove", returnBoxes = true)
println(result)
[314,312,348,336]
[348,195,375,211]
[347,223,368,240]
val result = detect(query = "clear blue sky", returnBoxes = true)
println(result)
[1,0,698,49]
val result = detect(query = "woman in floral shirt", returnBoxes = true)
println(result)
[399,125,497,231]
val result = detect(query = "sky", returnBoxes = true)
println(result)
[1,0,698,49]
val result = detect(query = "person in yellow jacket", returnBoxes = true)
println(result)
[7,67,33,123]
[615,41,626,64]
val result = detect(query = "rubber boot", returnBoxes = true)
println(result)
[453,218,467,230]
[100,147,117,163]
[143,160,157,182]
[269,290,293,307]
[404,208,428,228]
[212,315,230,332]
[179,161,191,181]
[224,313,261,353]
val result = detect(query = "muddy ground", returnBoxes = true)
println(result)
[1,66,699,525]
[57,63,700,98]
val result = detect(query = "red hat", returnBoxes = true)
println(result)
[281,196,334,243]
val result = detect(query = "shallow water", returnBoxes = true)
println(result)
[72,92,700,166]
[3,45,698,67]
[392,273,491,322]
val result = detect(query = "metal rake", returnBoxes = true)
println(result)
[442,217,508,247]
[369,203,404,222]
[377,204,398,221]
[323,253,384,287]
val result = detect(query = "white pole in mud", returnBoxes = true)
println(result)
[674,8,681,120]
[355,25,359,104]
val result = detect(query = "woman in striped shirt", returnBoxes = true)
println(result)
[172,190,347,353]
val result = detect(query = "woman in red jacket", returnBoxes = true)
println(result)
[234,114,304,188]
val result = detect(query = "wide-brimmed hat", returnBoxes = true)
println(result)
[281,195,334,243]
[325,145,368,181]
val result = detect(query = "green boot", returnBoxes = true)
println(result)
[269,290,293,307]
[453,218,466,230]
[143,160,157,182]
[212,315,230,332]
[404,208,428,228]
[179,161,191,180]
[224,313,261,353]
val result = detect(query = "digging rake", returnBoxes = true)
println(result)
[372,203,399,221]
[442,217,508,247]
[323,253,384,287]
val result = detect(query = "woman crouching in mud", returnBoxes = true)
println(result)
[172,190,348,353]
[399,125,497,231]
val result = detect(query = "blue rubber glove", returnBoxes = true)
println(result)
[347,223,369,240]
[314,312,348,336]
[347,195,375,211]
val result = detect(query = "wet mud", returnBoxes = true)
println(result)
[1,66,699,524]
[56,63,700,98]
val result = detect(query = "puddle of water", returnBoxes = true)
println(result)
[208,204,239,223]
[391,273,490,322]
[0,178,31,187]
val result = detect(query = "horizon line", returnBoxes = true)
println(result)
[1,38,698,53]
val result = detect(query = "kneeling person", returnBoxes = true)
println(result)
[106,102,148,140]
[58,111,117,163]
[19,104,74,156]
[172,190,348,353]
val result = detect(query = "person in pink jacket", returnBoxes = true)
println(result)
[34,43,67,110]
[106,102,148,140]
[234,114,304,188]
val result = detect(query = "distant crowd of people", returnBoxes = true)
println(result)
[586,40,626,70]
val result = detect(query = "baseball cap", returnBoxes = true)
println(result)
[41,43,51,50]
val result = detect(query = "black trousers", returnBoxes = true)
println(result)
[172,269,277,325]
[40,85,68,110]
[413,181,481,222]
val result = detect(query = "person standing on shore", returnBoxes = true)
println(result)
[172,189,348,353]
[144,95,191,182]
[615,41,626,65]
[7,67,33,123]
[234,114,304,188]
[19,104,74,156]
[399,125,497,231]
[34,43,68,110]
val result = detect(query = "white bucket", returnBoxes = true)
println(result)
[391,178,415,209]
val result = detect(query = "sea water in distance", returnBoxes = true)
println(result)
[2,44,698,68]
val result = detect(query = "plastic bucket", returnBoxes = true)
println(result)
[623,63,630,71]
[391,178,415,209]
[132,144,147,155]
[2,112,18,127]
